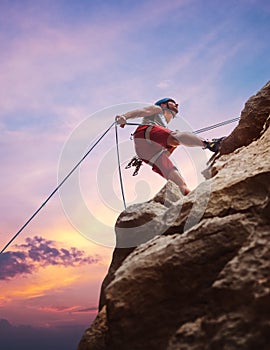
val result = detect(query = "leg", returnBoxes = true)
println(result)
[150,151,190,196]
[134,127,191,196]
[167,168,190,195]
[168,131,205,147]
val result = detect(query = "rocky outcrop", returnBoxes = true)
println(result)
[219,80,270,155]
[78,81,270,350]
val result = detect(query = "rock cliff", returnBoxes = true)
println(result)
[78,81,270,350]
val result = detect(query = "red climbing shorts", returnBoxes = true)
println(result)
[133,125,177,179]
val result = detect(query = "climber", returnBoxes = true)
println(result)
[115,98,220,195]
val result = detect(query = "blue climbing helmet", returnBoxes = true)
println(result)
[155,97,176,106]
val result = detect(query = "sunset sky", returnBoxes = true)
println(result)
[1,0,270,348]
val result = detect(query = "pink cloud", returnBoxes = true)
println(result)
[0,236,101,280]
[0,0,255,252]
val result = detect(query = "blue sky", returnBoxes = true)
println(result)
[0,0,269,349]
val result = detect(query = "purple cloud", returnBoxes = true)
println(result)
[0,236,100,280]
[0,250,33,280]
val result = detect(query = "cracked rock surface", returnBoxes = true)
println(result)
[78,81,270,350]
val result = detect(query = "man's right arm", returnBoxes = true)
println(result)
[115,105,161,127]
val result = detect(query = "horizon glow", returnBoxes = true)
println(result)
[0,0,270,348]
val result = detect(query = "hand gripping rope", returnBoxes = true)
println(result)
[0,116,240,254]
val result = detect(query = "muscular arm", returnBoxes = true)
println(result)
[123,105,161,120]
[115,105,161,127]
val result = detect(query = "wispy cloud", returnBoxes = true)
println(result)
[0,0,198,120]
[37,305,80,313]
[0,236,100,280]
[1,0,268,243]
[37,305,99,314]
[73,306,98,313]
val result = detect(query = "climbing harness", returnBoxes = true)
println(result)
[1,116,240,254]
[124,117,240,176]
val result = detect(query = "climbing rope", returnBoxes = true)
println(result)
[125,116,240,134]
[115,124,127,209]
[193,117,240,134]
[1,115,240,254]
[0,122,116,255]
[115,116,241,211]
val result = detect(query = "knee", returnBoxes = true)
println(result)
[168,133,180,147]
[171,130,193,143]
[169,131,188,144]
